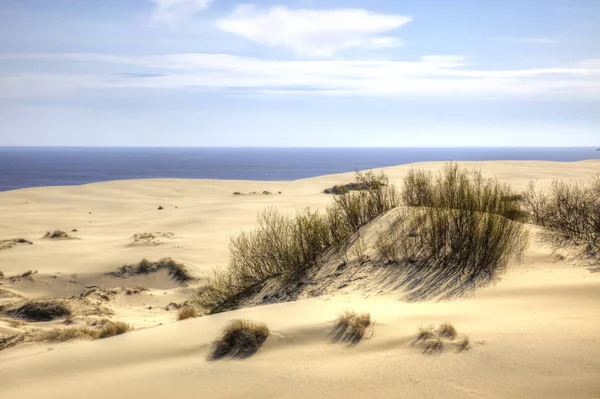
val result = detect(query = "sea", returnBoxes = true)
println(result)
[0,147,598,192]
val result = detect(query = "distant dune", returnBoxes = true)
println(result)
[1,160,599,399]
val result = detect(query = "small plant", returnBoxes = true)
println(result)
[177,306,198,321]
[422,338,444,355]
[208,320,270,360]
[157,206,164,210]
[110,258,194,284]
[330,311,373,345]
[411,325,435,346]
[438,322,457,340]
[455,334,471,352]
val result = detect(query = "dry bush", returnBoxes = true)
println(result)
[330,170,399,232]
[377,164,529,287]
[523,176,600,259]
[177,306,198,321]
[351,235,370,264]
[422,338,444,355]
[6,300,71,322]
[0,334,25,351]
[98,321,131,339]
[110,258,193,284]
[438,322,457,340]
[208,320,270,360]
[402,163,528,222]
[330,311,373,345]
[455,334,471,352]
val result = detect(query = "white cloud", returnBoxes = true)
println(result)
[1,53,599,100]
[151,0,213,24]
[498,37,559,44]
[216,6,412,57]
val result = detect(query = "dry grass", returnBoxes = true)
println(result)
[177,306,198,321]
[36,327,99,342]
[411,325,435,346]
[208,320,270,360]
[98,321,131,339]
[0,238,33,251]
[423,338,444,355]
[330,311,373,346]
[438,322,457,340]
[109,258,194,284]
[43,230,72,239]
[5,300,71,322]
[455,334,471,352]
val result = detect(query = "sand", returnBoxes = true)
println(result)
[0,160,599,398]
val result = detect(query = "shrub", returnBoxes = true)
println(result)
[208,320,270,360]
[411,325,435,346]
[330,311,373,345]
[378,164,529,283]
[177,306,198,321]
[402,163,527,222]
[6,300,71,322]
[523,176,600,258]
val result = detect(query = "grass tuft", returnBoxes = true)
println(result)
[438,322,457,340]
[208,320,270,360]
[177,306,198,321]
[330,311,373,346]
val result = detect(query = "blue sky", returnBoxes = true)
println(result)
[0,0,598,146]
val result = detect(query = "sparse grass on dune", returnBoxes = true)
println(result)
[43,230,74,239]
[109,257,194,284]
[330,311,373,346]
[208,320,270,360]
[177,306,198,321]
[438,322,457,340]
[455,334,471,352]
[5,300,71,322]
[0,238,33,251]
[97,321,131,339]
[36,327,99,342]
[422,338,444,355]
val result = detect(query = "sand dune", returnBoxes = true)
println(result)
[1,160,599,398]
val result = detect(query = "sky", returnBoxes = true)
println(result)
[0,0,599,147]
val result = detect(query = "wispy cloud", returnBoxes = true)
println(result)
[1,53,599,100]
[497,36,559,44]
[216,6,412,57]
[151,0,213,24]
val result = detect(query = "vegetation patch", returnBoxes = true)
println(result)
[5,300,71,322]
[192,170,399,314]
[330,311,373,346]
[412,323,470,355]
[108,258,194,284]
[523,175,600,262]
[208,320,270,360]
[177,306,198,321]
[43,230,76,239]
[0,238,33,251]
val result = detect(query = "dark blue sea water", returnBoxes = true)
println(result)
[0,147,598,192]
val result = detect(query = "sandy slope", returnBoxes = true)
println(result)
[0,160,599,399]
